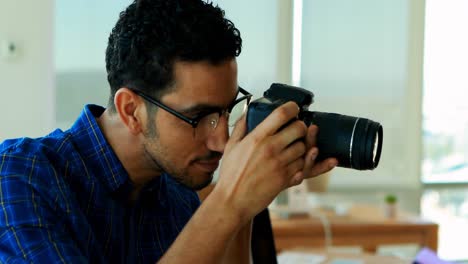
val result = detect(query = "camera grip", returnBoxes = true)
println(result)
[246,100,280,133]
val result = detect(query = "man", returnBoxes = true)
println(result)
[0,0,337,263]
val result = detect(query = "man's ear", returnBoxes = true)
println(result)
[114,88,146,135]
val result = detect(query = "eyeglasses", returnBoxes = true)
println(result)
[131,87,252,135]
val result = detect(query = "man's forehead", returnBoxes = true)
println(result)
[174,88,240,114]
[171,59,237,91]
[163,59,238,110]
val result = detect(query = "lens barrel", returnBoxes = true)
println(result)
[301,111,383,170]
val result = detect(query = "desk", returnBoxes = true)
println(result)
[272,204,438,253]
[278,249,409,264]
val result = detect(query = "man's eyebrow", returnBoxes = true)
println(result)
[178,104,224,115]
[178,90,240,115]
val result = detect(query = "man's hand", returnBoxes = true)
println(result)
[214,102,311,225]
[301,124,338,180]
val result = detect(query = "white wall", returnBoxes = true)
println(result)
[0,0,54,141]
[55,0,130,129]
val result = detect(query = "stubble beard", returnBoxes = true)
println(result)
[142,124,214,191]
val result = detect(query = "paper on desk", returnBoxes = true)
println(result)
[277,251,326,264]
[414,248,455,264]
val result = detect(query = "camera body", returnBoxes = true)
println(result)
[246,83,383,170]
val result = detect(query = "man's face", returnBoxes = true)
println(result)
[142,59,238,190]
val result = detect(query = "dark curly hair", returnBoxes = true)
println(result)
[105,0,242,111]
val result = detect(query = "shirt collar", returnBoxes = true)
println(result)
[68,104,132,194]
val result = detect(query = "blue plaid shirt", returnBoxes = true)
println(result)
[0,105,200,263]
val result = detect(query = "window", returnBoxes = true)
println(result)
[422,0,468,184]
[421,0,468,261]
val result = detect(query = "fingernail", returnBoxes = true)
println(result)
[294,174,304,185]
[310,148,318,159]
[329,160,338,168]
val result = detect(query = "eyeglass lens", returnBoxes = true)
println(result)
[228,99,248,127]
[195,97,249,137]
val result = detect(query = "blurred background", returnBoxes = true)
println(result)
[1,0,467,261]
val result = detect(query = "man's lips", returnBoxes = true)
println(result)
[194,158,221,172]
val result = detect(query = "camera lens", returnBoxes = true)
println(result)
[301,111,383,170]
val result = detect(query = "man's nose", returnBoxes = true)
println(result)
[206,116,229,153]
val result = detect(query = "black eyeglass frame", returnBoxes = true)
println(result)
[131,87,252,128]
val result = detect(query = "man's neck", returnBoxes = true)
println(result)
[96,109,162,198]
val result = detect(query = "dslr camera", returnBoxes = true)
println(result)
[246,83,383,170]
